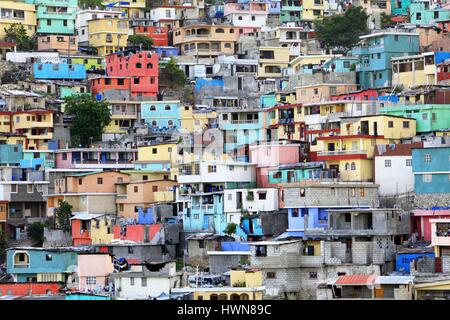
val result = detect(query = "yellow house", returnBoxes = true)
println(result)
[12,110,53,150]
[179,106,218,133]
[186,269,265,300]
[0,1,36,39]
[88,17,129,57]
[136,142,179,180]
[316,115,416,182]
[102,0,145,19]
[90,215,115,245]
[104,100,140,136]
[290,54,338,74]
[258,47,290,78]
[173,24,238,58]
[302,0,327,21]
[264,103,304,141]
[414,279,450,300]
[392,52,438,88]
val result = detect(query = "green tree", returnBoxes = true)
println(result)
[4,23,35,51]
[78,0,104,9]
[64,94,111,147]
[127,35,154,50]
[27,222,45,245]
[54,200,73,233]
[163,57,187,87]
[224,223,237,236]
[314,7,369,53]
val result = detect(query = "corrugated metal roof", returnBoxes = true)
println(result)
[335,275,378,286]
[375,276,414,285]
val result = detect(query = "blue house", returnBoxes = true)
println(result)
[0,144,22,165]
[260,94,277,109]
[6,247,83,283]
[141,100,181,132]
[153,46,179,58]
[183,193,224,234]
[66,292,112,300]
[409,2,450,25]
[322,56,359,73]
[288,208,330,234]
[412,146,450,194]
[33,63,86,80]
[351,30,419,89]
[396,250,435,273]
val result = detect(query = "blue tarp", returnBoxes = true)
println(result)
[221,242,250,252]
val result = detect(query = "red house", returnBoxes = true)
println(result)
[437,60,450,83]
[0,282,62,297]
[113,224,162,244]
[411,209,450,241]
[331,89,378,101]
[133,26,169,47]
[97,50,159,97]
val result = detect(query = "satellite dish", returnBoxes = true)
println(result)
[212,64,221,74]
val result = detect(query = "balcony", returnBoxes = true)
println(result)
[317,150,368,157]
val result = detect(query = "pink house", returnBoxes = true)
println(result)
[249,143,308,188]
[411,209,450,241]
[77,253,115,291]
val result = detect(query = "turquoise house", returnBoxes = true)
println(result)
[322,57,359,73]
[351,31,419,89]
[183,193,225,234]
[0,144,22,166]
[66,293,112,300]
[6,247,81,283]
[391,0,412,16]
[141,101,181,133]
[260,94,277,108]
[412,147,450,194]
[20,150,55,169]
[379,104,450,133]
[410,3,450,25]
[26,0,78,35]
[280,0,302,23]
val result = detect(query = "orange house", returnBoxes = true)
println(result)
[133,26,169,47]
[116,179,177,219]
[47,172,130,217]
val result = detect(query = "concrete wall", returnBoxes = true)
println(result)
[43,228,72,248]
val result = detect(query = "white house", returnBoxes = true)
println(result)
[224,2,269,28]
[224,188,279,224]
[111,261,181,300]
[374,143,422,196]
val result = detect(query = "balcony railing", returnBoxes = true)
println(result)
[317,150,367,156]
[230,119,259,124]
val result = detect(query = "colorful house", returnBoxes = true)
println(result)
[379,104,450,133]
[411,208,450,241]
[11,110,54,150]
[280,0,302,22]
[31,0,78,35]
[258,47,290,78]
[141,101,181,132]
[33,63,86,81]
[412,146,450,194]
[54,148,137,170]
[88,17,129,57]
[133,26,169,47]
[410,2,450,25]
[351,30,420,89]
[0,1,36,39]
[6,247,82,283]
[77,253,114,292]
[316,114,416,182]
[37,35,78,54]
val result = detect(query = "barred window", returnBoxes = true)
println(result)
[86,277,96,285]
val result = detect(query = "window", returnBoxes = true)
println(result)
[351,162,356,170]
[385,160,391,167]
[165,105,171,110]
[141,278,147,287]
[193,214,200,220]
[258,192,267,200]
[309,272,318,279]
[143,175,148,181]
[62,153,67,160]
[130,278,135,285]
[388,121,393,128]
[152,186,158,192]
[345,213,351,222]
[292,209,299,217]
[97,177,103,184]
[208,165,217,173]
[150,105,156,111]
[45,254,52,261]
[272,171,282,179]
[403,121,410,128]
[255,245,267,256]
[422,174,432,183]
[152,148,157,154]
[267,272,276,279]
[424,154,431,162]
[134,186,138,193]
[134,78,140,84]
[422,113,428,120]
[86,277,96,285]
[406,159,412,166]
